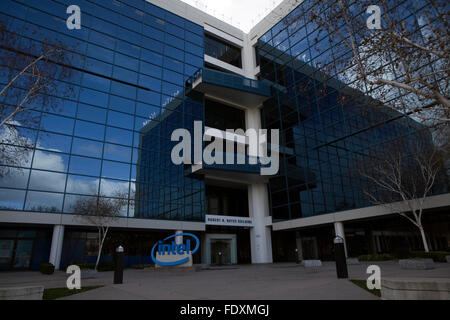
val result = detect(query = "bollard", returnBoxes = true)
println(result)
[218,251,223,266]
[295,248,300,264]
[114,245,124,284]
[334,236,348,279]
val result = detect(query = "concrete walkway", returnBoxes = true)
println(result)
[1,261,449,300]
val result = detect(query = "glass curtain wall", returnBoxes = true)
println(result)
[0,0,205,221]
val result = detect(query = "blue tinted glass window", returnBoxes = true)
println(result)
[138,75,162,91]
[111,81,137,100]
[25,191,63,212]
[89,30,116,50]
[186,32,203,46]
[107,111,134,130]
[72,138,103,158]
[135,103,161,119]
[32,150,68,172]
[100,178,130,197]
[104,143,132,162]
[29,170,66,192]
[164,45,184,61]
[105,127,132,145]
[79,88,109,107]
[40,115,74,135]
[82,73,111,92]
[114,53,139,71]
[86,43,114,63]
[102,161,130,180]
[137,89,161,105]
[143,24,164,41]
[77,104,107,124]
[0,189,25,210]
[113,66,138,85]
[66,175,99,195]
[140,61,162,78]
[85,58,113,76]
[141,49,163,66]
[142,37,163,54]
[69,156,101,176]
[0,167,29,189]
[36,132,72,153]
[109,95,135,114]
[74,120,105,141]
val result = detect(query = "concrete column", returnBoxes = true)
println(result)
[334,222,348,258]
[295,231,304,261]
[242,34,257,79]
[245,94,272,264]
[49,225,64,270]
[249,183,273,264]
[175,230,183,245]
[365,228,377,254]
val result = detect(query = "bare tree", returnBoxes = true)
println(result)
[72,194,128,271]
[297,0,449,124]
[0,20,75,176]
[357,132,448,252]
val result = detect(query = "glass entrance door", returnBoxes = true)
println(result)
[210,239,232,265]
[13,240,33,269]
[0,239,33,270]
[0,240,15,270]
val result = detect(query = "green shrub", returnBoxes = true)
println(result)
[75,263,95,270]
[40,263,55,275]
[409,251,450,262]
[358,254,395,261]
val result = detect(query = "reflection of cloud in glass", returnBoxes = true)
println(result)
[0,125,131,214]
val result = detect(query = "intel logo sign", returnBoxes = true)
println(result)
[151,233,199,266]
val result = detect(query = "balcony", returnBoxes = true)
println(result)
[185,151,271,184]
[186,68,272,108]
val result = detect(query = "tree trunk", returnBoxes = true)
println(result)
[418,226,430,253]
[95,239,103,271]
[95,230,104,271]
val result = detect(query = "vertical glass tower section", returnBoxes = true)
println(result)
[256,0,444,221]
[0,0,205,221]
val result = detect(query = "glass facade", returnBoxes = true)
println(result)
[257,0,448,221]
[0,0,205,221]
[0,0,447,226]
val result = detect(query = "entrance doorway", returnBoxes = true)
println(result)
[210,239,232,264]
[0,239,33,270]
[203,234,238,265]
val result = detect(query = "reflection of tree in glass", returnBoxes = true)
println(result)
[356,132,449,252]
[0,20,76,177]
[303,0,449,124]
[72,193,127,271]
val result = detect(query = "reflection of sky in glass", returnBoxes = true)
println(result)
[0,0,205,220]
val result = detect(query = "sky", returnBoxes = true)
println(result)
[180,0,284,32]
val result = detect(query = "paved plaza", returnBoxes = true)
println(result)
[0,261,449,300]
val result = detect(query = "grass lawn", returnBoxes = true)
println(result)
[349,279,381,297]
[43,285,103,300]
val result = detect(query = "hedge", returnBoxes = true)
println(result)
[40,263,55,275]
[358,254,395,261]
[358,251,450,262]
[410,251,450,263]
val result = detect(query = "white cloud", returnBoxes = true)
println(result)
[180,0,284,32]
[0,125,133,214]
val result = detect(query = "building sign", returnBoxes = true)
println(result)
[151,233,199,266]
[205,215,254,227]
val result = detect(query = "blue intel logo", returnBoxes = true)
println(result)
[151,233,199,266]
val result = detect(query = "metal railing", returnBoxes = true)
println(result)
[186,68,272,97]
